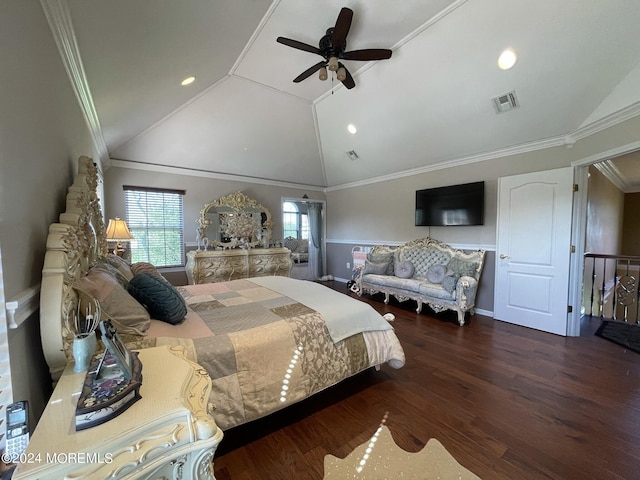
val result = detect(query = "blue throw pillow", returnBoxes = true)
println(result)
[442,274,460,293]
[426,264,447,284]
[395,260,414,279]
[127,273,187,325]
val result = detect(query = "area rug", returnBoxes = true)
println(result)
[595,320,640,354]
[323,425,482,479]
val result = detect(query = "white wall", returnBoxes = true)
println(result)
[324,114,640,312]
[0,0,94,425]
[103,165,326,247]
[585,166,625,255]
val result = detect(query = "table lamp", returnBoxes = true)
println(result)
[105,217,134,256]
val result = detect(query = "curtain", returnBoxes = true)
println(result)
[307,202,323,280]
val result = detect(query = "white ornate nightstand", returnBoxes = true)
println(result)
[13,345,223,479]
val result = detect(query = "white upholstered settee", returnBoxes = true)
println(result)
[283,236,309,263]
[355,238,485,326]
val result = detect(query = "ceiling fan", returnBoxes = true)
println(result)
[276,7,392,89]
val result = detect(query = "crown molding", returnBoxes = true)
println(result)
[40,0,110,168]
[593,160,629,192]
[327,99,640,192]
[109,159,325,191]
[593,159,640,193]
[326,135,566,191]
[565,101,640,144]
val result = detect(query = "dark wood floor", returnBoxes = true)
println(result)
[213,281,640,479]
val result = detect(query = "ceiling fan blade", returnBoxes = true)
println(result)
[293,61,327,83]
[338,63,355,89]
[276,37,321,55]
[331,7,353,48]
[342,49,393,61]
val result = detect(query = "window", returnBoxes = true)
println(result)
[282,201,309,240]
[124,186,185,267]
[300,213,309,240]
[283,201,299,238]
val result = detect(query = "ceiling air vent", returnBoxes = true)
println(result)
[346,150,359,160]
[492,90,519,113]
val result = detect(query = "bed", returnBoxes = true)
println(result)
[40,156,405,431]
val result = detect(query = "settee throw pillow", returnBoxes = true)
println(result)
[448,257,478,277]
[127,273,187,325]
[441,274,460,293]
[426,264,447,284]
[363,260,390,275]
[395,261,414,279]
[368,246,396,275]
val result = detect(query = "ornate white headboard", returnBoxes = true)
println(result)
[40,156,107,381]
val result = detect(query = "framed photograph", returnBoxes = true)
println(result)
[98,319,133,380]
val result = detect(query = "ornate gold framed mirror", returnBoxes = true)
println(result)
[196,191,273,250]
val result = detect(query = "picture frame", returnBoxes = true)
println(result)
[98,319,133,380]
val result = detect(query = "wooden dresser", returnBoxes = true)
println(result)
[185,247,292,284]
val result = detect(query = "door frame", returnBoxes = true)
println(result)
[281,196,327,276]
[568,139,640,336]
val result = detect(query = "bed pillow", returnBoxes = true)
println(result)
[92,262,130,288]
[426,264,447,284]
[104,254,134,281]
[73,268,150,336]
[127,273,187,325]
[131,261,164,278]
[394,260,415,279]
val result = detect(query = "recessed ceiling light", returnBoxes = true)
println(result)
[498,48,518,70]
[347,124,357,134]
[181,76,196,86]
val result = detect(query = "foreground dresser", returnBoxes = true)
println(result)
[186,247,292,284]
[13,346,223,480]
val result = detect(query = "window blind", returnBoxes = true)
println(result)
[124,186,185,268]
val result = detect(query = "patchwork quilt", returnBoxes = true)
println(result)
[131,278,404,430]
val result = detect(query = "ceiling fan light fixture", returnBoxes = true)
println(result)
[347,124,357,134]
[277,7,392,90]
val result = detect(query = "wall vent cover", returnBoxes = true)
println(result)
[492,90,519,113]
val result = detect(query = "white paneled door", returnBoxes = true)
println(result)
[494,167,574,335]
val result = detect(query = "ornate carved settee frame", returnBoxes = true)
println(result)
[355,238,485,326]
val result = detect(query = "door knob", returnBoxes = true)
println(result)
[499,254,509,259]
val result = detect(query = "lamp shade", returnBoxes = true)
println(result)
[105,217,134,241]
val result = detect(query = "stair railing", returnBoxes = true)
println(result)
[583,253,640,323]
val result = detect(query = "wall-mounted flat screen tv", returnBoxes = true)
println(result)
[415,181,484,226]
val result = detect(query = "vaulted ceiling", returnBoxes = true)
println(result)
[54,0,640,188]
